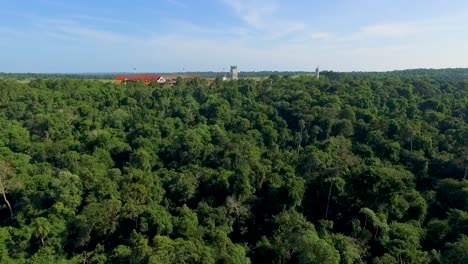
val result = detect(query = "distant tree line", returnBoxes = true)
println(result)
[324,68,468,82]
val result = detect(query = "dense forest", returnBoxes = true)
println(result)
[0,73,467,263]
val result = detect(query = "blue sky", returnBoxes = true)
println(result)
[1,0,468,72]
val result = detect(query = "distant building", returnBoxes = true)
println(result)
[115,74,163,85]
[230,66,238,80]
[115,74,200,85]
[316,66,320,79]
[160,74,201,85]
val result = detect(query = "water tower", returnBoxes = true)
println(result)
[222,67,227,81]
[230,66,238,80]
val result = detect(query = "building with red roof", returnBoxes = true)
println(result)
[115,74,201,85]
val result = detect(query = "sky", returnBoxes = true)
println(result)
[1,0,468,73]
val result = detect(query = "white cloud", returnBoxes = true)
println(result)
[357,22,430,38]
[222,0,304,40]
[309,10,468,45]
[32,18,130,43]
[309,32,337,41]
[308,21,432,44]
[0,27,29,38]
[166,0,188,8]
[69,14,132,25]
[222,0,438,45]
[223,0,278,28]
[55,25,128,42]
[162,19,223,36]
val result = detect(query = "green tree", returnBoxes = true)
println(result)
[441,235,468,264]
[32,217,51,245]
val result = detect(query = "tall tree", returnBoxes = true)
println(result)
[0,160,20,217]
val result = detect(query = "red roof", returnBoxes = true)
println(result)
[115,74,162,81]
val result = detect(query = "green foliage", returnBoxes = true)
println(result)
[441,235,468,264]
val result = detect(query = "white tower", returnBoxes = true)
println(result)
[230,66,238,80]
[222,67,227,81]
[316,66,320,79]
